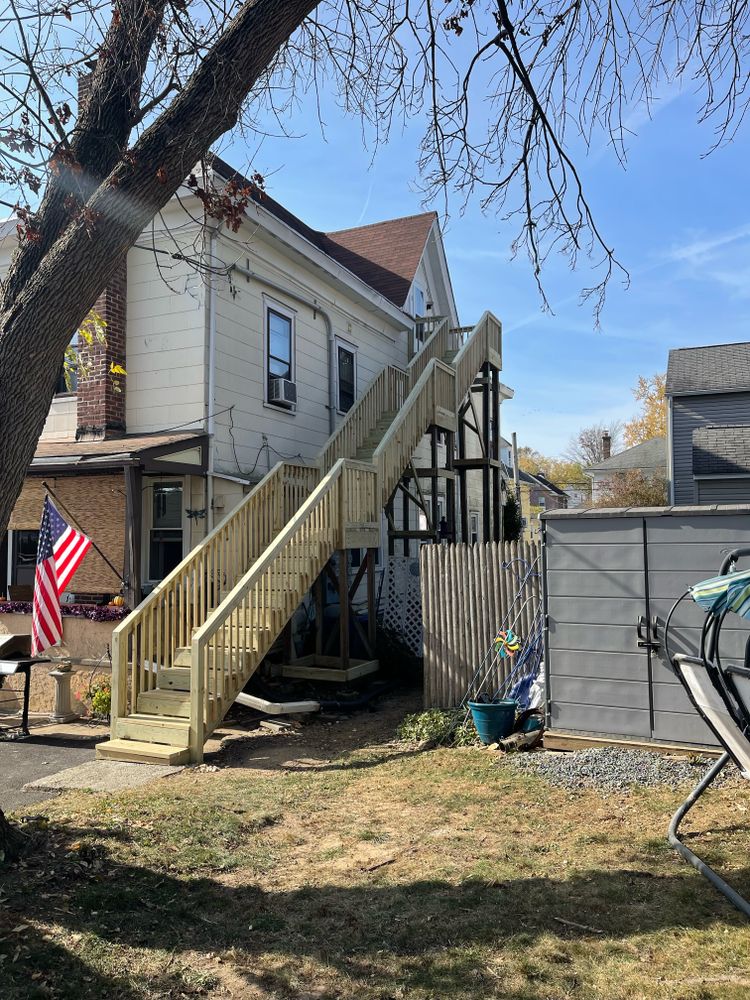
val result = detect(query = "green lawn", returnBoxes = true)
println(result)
[2,713,750,999]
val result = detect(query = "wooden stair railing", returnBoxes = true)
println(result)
[105,311,502,763]
[110,460,319,732]
[188,460,378,758]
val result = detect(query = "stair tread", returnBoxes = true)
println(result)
[96,739,190,765]
[125,712,190,726]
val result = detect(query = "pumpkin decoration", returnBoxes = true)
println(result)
[110,595,125,607]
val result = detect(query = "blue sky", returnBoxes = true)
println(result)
[222,80,750,456]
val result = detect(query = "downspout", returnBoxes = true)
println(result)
[206,228,220,530]
[230,261,336,434]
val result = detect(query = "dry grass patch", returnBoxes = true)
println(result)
[2,709,750,999]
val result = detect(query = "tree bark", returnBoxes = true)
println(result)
[0,0,319,537]
[0,808,26,863]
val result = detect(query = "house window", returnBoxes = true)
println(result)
[265,303,295,405]
[336,339,357,414]
[11,530,38,588]
[148,482,183,582]
[469,511,479,545]
[55,335,78,394]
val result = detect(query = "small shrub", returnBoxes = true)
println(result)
[397,708,477,747]
[89,678,112,719]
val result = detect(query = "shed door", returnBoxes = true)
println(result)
[545,517,652,739]
[646,515,750,747]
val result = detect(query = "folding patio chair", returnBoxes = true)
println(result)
[668,547,750,917]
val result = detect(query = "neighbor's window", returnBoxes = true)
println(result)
[11,530,38,587]
[149,482,183,581]
[469,512,479,545]
[336,340,356,413]
[266,304,294,402]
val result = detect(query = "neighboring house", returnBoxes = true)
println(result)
[666,342,750,504]
[499,440,568,541]
[586,436,667,502]
[1,159,510,608]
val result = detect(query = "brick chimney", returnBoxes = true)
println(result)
[75,70,127,440]
[602,431,612,460]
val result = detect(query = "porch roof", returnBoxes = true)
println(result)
[29,431,208,473]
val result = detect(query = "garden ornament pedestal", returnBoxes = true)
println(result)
[49,660,78,724]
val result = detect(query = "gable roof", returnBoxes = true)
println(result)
[210,156,435,310]
[666,342,750,396]
[693,425,750,476]
[325,214,437,309]
[587,436,666,474]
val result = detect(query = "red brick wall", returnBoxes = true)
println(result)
[76,262,127,437]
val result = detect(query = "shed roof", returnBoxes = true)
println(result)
[31,431,206,469]
[666,342,750,396]
[693,424,750,476]
[587,436,666,474]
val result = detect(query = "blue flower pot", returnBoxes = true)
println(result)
[468,700,517,744]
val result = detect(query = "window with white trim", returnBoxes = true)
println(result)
[265,302,295,405]
[335,338,357,413]
[148,481,184,582]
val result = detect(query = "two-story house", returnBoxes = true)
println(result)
[666,341,750,504]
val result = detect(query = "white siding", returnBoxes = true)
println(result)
[125,212,206,434]
[210,227,410,479]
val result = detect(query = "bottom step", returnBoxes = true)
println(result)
[96,739,191,765]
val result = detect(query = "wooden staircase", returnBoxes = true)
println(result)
[97,312,502,763]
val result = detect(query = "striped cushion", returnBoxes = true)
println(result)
[690,568,750,618]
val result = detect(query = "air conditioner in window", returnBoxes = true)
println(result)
[269,377,297,408]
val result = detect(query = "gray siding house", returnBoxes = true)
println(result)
[666,342,750,504]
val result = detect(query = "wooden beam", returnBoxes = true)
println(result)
[367,548,376,651]
[123,464,142,609]
[482,362,491,543]
[430,428,440,537]
[388,530,437,540]
[453,458,502,469]
[458,404,468,543]
[314,571,324,657]
[446,430,456,543]
[338,549,350,668]
[402,467,456,480]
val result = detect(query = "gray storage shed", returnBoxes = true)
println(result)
[543,505,750,750]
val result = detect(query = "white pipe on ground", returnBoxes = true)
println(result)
[234,691,320,715]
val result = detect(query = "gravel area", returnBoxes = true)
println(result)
[508,746,737,792]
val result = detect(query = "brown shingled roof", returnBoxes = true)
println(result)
[325,213,437,308]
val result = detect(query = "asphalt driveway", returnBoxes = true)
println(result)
[0,726,105,811]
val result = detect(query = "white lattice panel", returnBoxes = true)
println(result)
[380,554,423,656]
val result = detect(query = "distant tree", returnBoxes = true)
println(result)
[502,492,523,543]
[594,470,668,508]
[623,374,667,447]
[565,421,624,468]
[518,447,587,492]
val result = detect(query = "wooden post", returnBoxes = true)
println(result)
[367,547,377,651]
[430,426,440,541]
[458,402,469,543]
[123,464,142,609]
[338,550,350,668]
[314,571,324,657]
[492,366,501,544]
[402,481,410,556]
[482,363,491,543]
[446,429,456,542]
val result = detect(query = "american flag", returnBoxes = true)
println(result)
[31,497,91,655]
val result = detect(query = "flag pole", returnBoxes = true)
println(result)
[41,480,124,585]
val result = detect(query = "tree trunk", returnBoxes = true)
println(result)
[0,0,318,538]
[0,808,26,863]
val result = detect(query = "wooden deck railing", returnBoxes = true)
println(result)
[110,460,319,730]
[453,312,502,402]
[406,316,450,389]
[189,458,377,757]
[317,365,409,472]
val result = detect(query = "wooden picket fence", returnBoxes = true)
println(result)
[420,540,542,708]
